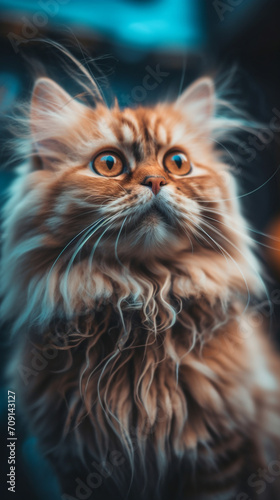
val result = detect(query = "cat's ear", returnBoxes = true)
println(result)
[30,77,85,168]
[175,77,214,125]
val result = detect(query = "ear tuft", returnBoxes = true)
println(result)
[175,77,215,124]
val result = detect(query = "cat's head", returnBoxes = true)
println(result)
[27,76,242,262]
[1,72,261,331]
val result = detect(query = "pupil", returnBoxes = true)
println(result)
[105,155,115,170]
[173,154,182,168]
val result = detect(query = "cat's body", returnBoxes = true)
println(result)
[17,307,280,500]
[1,60,280,499]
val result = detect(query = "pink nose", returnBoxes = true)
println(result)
[142,176,167,195]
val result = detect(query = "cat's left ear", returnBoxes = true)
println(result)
[175,77,214,125]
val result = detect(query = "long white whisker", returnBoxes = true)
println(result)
[114,216,129,267]
[88,221,117,272]
[191,164,280,204]
[47,217,106,279]
[186,215,251,315]
[202,213,280,251]
[194,206,280,243]
[182,212,228,258]
[61,216,118,303]
[197,217,272,316]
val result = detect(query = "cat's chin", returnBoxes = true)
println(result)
[114,221,190,259]
[128,205,189,255]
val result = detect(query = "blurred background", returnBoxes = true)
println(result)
[1,0,280,499]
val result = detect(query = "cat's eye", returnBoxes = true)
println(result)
[90,151,125,177]
[163,150,191,176]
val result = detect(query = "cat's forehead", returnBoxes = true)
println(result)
[92,105,186,161]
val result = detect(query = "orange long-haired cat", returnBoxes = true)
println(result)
[1,50,280,500]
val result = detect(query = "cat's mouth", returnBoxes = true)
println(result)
[136,202,172,228]
[144,204,168,219]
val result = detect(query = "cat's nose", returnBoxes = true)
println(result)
[141,176,167,195]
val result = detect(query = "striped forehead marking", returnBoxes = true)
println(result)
[97,110,173,163]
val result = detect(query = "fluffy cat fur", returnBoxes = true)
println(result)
[1,49,280,500]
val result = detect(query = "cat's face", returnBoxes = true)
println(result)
[28,77,236,263]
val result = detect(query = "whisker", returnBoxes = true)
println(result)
[198,206,280,243]
[115,216,129,267]
[202,213,280,251]
[198,217,272,316]
[186,214,251,315]
[193,214,273,323]
[182,212,228,258]
[47,217,106,279]
[88,221,117,272]
[61,215,119,305]
[191,164,280,204]
[178,220,194,253]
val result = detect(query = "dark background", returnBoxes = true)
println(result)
[1,1,280,499]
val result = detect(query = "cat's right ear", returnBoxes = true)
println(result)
[30,77,85,168]
[175,77,215,127]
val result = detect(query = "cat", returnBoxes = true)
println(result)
[1,51,280,500]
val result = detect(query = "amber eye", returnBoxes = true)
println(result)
[163,150,191,176]
[90,151,125,177]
